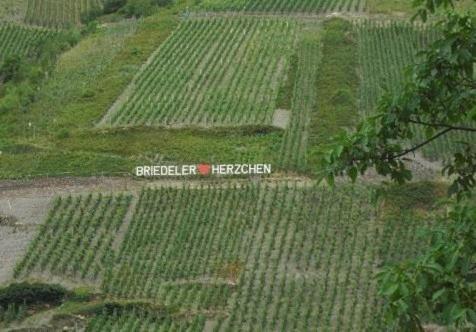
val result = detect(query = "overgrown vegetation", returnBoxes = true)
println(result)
[307,18,359,174]
[0,28,81,114]
[0,282,69,323]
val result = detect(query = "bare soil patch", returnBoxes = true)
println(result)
[272,109,291,129]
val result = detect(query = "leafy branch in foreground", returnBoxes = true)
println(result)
[377,202,476,330]
[320,9,475,196]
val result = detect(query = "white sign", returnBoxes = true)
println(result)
[136,164,272,177]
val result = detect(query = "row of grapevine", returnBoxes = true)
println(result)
[356,20,476,160]
[100,17,297,128]
[200,0,366,13]
[0,22,54,61]
[279,25,321,172]
[14,193,132,282]
[25,0,103,28]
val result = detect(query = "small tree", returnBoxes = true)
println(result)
[321,1,475,197]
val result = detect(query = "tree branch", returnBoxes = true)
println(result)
[408,119,476,132]
[390,128,453,160]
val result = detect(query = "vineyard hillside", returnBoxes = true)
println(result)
[0,0,471,330]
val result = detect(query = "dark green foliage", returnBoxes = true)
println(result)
[377,202,476,330]
[378,181,444,211]
[0,282,68,308]
[104,0,127,13]
[80,5,103,24]
[0,55,23,83]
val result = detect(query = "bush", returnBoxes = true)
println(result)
[80,5,103,24]
[120,0,174,17]
[104,0,127,13]
[155,0,174,6]
[0,90,20,113]
[121,0,156,17]
[0,283,69,308]
[0,55,24,83]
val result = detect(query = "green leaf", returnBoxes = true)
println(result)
[348,167,358,182]
[432,288,446,301]
[382,284,399,296]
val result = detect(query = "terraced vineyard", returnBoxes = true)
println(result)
[0,22,54,61]
[13,183,427,331]
[357,20,476,160]
[200,0,366,13]
[100,17,298,128]
[25,0,103,28]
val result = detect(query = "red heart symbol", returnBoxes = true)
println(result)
[197,164,211,175]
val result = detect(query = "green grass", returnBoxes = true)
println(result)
[306,18,359,172]
[0,126,282,179]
